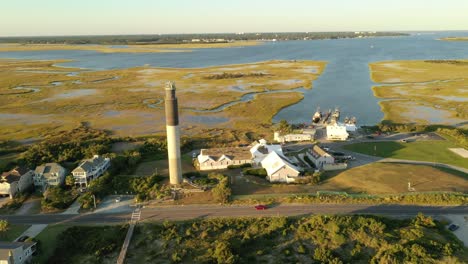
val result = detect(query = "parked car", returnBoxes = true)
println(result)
[254,205,268,210]
[17,235,29,242]
[448,224,459,231]
[115,196,121,203]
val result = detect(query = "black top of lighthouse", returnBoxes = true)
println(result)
[165,81,179,126]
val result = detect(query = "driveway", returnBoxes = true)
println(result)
[15,198,41,215]
[443,214,468,246]
[14,224,48,241]
[93,195,135,214]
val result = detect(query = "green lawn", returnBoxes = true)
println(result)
[344,140,468,169]
[0,224,31,241]
[33,224,71,264]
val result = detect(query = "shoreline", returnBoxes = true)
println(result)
[0,41,262,54]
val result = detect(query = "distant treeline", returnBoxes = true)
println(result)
[0,32,408,45]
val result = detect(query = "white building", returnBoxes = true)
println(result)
[326,123,349,141]
[197,147,252,171]
[261,151,301,183]
[0,241,36,264]
[72,155,110,187]
[274,131,314,143]
[250,139,283,165]
[34,163,66,191]
[306,145,335,170]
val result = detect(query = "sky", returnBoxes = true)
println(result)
[2,0,468,36]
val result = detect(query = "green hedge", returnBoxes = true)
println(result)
[227,163,252,169]
[243,168,267,177]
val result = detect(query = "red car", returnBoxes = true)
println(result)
[255,205,268,210]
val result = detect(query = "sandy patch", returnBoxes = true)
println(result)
[449,148,468,158]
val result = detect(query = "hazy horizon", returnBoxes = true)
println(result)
[2,0,468,37]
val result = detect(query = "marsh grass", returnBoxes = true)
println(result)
[370,60,468,124]
[0,59,326,141]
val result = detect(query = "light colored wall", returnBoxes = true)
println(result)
[269,166,299,183]
[166,125,182,184]
[199,159,252,171]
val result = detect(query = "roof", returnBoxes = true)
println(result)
[310,145,331,158]
[198,147,251,163]
[0,241,36,260]
[249,140,283,157]
[35,163,65,178]
[72,155,109,173]
[260,151,300,176]
[1,166,32,184]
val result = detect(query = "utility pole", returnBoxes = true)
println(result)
[93,194,96,209]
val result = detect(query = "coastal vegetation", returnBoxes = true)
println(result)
[125,215,467,263]
[369,60,468,126]
[0,41,260,54]
[0,59,325,141]
[440,37,468,42]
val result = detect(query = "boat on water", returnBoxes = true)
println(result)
[322,109,332,124]
[330,107,340,123]
[312,107,322,123]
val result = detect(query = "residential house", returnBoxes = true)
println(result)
[250,139,283,165]
[0,167,34,199]
[197,147,252,171]
[34,163,66,191]
[72,155,110,187]
[261,151,301,183]
[326,123,349,141]
[306,145,335,170]
[0,241,36,264]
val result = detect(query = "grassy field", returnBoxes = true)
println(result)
[232,163,468,196]
[0,41,261,53]
[344,140,468,169]
[33,224,71,264]
[0,224,31,241]
[0,59,326,141]
[369,60,468,124]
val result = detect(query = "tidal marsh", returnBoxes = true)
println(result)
[0,59,326,141]
[370,60,468,125]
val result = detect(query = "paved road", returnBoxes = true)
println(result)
[2,204,467,224]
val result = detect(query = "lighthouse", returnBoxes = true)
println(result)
[164,82,182,185]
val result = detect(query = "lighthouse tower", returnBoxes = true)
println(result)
[164,82,182,185]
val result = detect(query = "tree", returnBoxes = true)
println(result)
[65,175,75,187]
[0,220,9,235]
[277,119,292,134]
[210,174,231,204]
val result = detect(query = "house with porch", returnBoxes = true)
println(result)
[34,163,66,192]
[0,167,34,199]
[72,155,110,187]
